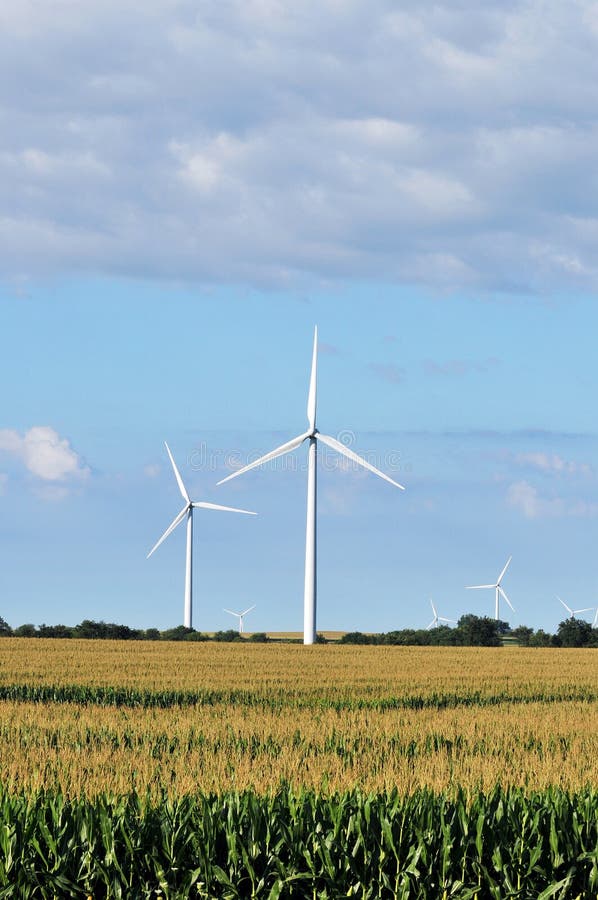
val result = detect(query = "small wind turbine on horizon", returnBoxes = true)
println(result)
[557,596,593,620]
[217,326,404,645]
[147,442,256,629]
[427,599,457,630]
[466,556,514,621]
[223,605,256,634]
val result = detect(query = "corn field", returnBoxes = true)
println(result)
[0,786,597,898]
[0,640,596,896]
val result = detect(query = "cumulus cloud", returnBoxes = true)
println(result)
[0,427,90,485]
[513,452,593,476]
[506,480,598,519]
[2,1,598,291]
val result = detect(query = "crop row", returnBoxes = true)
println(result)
[1,641,596,700]
[0,786,596,898]
[0,682,596,711]
[0,699,596,797]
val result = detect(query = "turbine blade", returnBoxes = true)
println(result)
[497,555,512,584]
[223,609,239,617]
[193,501,257,515]
[147,504,189,558]
[573,607,593,614]
[240,605,256,617]
[466,584,495,590]
[216,432,309,485]
[427,618,436,630]
[498,586,515,612]
[557,596,572,615]
[165,442,190,503]
[430,599,437,617]
[317,432,405,489]
[307,326,318,432]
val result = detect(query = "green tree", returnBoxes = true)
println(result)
[557,617,593,648]
[0,616,12,636]
[510,625,533,646]
[456,615,501,647]
[13,623,37,637]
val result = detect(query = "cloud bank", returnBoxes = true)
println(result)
[2,1,598,291]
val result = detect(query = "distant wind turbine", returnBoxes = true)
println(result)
[223,605,256,634]
[466,556,514,621]
[217,326,404,645]
[147,442,256,629]
[427,599,457,630]
[557,596,593,620]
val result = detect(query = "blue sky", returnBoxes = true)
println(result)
[1,1,598,633]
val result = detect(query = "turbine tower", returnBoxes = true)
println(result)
[427,599,457,630]
[217,327,404,644]
[557,596,593,620]
[466,556,514,621]
[147,442,256,629]
[223,605,256,634]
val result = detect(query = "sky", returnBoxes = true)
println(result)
[1,0,598,634]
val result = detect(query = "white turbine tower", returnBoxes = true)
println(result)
[217,327,404,645]
[557,596,593,620]
[466,556,514,621]
[593,607,598,628]
[147,442,256,629]
[427,599,457,630]
[223,605,256,634]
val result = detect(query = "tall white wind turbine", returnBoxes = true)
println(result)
[147,442,256,629]
[217,327,404,645]
[223,605,256,634]
[466,556,514,621]
[427,599,457,630]
[557,596,593,620]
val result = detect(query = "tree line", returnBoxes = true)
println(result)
[0,614,596,647]
[340,614,598,648]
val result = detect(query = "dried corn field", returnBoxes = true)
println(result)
[0,639,596,896]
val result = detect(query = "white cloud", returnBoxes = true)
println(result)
[143,464,161,479]
[2,1,598,290]
[0,427,89,484]
[506,480,598,519]
[514,452,593,476]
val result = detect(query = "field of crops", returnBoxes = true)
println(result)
[0,639,596,896]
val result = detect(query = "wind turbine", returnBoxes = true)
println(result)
[217,326,404,645]
[557,596,593,620]
[466,556,514,620]
[427,599,457,630]
[593,607,598,628]
[223,604,256,634]
[147,442,256,629]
